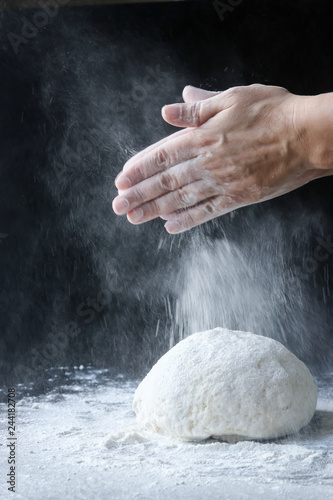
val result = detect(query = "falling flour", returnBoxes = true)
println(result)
[133,328,317,441]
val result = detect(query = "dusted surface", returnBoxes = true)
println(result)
[0,367,332,499]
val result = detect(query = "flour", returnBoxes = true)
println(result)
[133,328,317,441]
[1,366,332,500]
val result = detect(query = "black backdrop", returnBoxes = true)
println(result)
[0,0,333,386]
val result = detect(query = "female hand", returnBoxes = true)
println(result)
[112,84,327,233]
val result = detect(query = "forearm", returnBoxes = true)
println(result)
[299,93,333,174]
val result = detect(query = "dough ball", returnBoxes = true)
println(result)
[133,328,317,441]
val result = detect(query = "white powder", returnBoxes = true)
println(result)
[3,368,332,500]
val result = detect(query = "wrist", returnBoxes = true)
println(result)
[296,93,333,172]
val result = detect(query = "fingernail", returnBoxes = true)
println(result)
[130,207,143,223]
[114,197,129,214]
[162,104,181,122]
[161,106,167,120]
[115,176,132,190]
[165,220,181,234]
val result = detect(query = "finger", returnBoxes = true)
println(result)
[115,129,197,190]
[121,87,217,175]
[121,128,191,174]
[161,90,230,128]
[163,196,238,234]
[126,178,220,224]
[159,209,183,220]
[113,155,209,215]
[182,85,220,103]
[117,89,218,184]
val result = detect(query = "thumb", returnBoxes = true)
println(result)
[182,85,220,103]
[162,86,223,127]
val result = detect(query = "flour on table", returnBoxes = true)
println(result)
[133,328,317,441]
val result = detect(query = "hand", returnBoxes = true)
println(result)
[112,84,322,234]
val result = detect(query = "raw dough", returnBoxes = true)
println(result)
[133,328,317,441]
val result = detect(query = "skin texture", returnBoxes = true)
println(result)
[112,84,333,234]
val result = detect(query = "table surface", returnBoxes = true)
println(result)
[1,366,332,500]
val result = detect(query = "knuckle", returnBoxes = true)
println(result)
[225,86,242,99]
[176,188,196,207]
[159,172,178,191]
[132,186,145,204]
[202,200,216,215]
[154,147,169,170]
[248,83,263,90]
[202,180,218,197]
[138,162,149,179]
[148,198,160,214]
[190,101,202,126]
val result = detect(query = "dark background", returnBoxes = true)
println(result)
[0,0,332,387]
